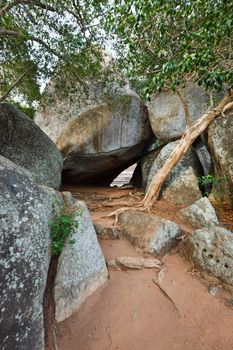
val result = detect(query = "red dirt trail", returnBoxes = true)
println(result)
[50,186,233,350]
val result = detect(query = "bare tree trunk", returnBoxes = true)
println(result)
[141,92,233,210]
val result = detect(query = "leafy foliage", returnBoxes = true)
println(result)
[198,174,229,202]
[0,0,110,104]
[1,1,233,105]
[106,0,233,98]
[50,208,79,256]
[11,101,36,118]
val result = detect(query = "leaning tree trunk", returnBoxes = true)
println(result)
[141,92,233,210]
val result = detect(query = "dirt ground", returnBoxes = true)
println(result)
[51,186,233,350]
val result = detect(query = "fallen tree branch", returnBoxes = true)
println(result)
[142,91,233,210]
[107,91,233,222]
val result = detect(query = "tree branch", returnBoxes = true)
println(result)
[0,66,6,85]
[0,0,56,18]
[0,29,62,58]
[0,65,34,102]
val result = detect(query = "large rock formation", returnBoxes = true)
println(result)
[208,109,233,206]
[141,141,203,205]
[148,82,211,141]
[188,226,233,286]
[0,103,63,189]
[118,210,181,256]
[35,81,153,185]
[54,201,108,322]
[0,156,56,350]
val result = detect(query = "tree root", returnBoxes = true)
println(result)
[106,202,152,225]
[106,206,132,225]
[102,200,135,208]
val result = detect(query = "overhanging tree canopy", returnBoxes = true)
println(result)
[107,0,233,96]
[0,0,109,106]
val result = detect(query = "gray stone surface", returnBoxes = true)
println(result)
[132,147,162,189]
[194,138,212,176]
[208,110,233,206]
[94,223,121,239]
[118,210,181,256]
[0,103,63,189]
[0,156,56,350]
[54,201,108,322]
[108,256,161,270]
[189,226,233,286]
[179,197,219,229]
[148,82,211,141]
[146,141,203,205]
[35,80,153,185]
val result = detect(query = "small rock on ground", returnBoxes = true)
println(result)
[119,210,181,256]
[108,256,161,270]
[179,197,219,229]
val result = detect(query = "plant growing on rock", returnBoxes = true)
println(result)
[198,174,230,203]
[50,207,79,256]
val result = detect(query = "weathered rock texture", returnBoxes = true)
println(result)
[131,147,163,189]
[179,197,219,229]
[146,141,203,205]
[208,110,233,206]
[54,201,108,322]
[108,256,161,270]
[118,210,181,256]
[189,227,233,286]
[0,156,55,350]
[35,82,153,185]
[0,103,63,189]
[193,137,212,176]
[148,82,211,141]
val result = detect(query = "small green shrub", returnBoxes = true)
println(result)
[198,174,229,202]
[50,209,79,256]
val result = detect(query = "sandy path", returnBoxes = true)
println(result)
[54,187,233,350]
[56,239,233,350]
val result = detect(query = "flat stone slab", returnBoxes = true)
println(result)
[108,256,161,270]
